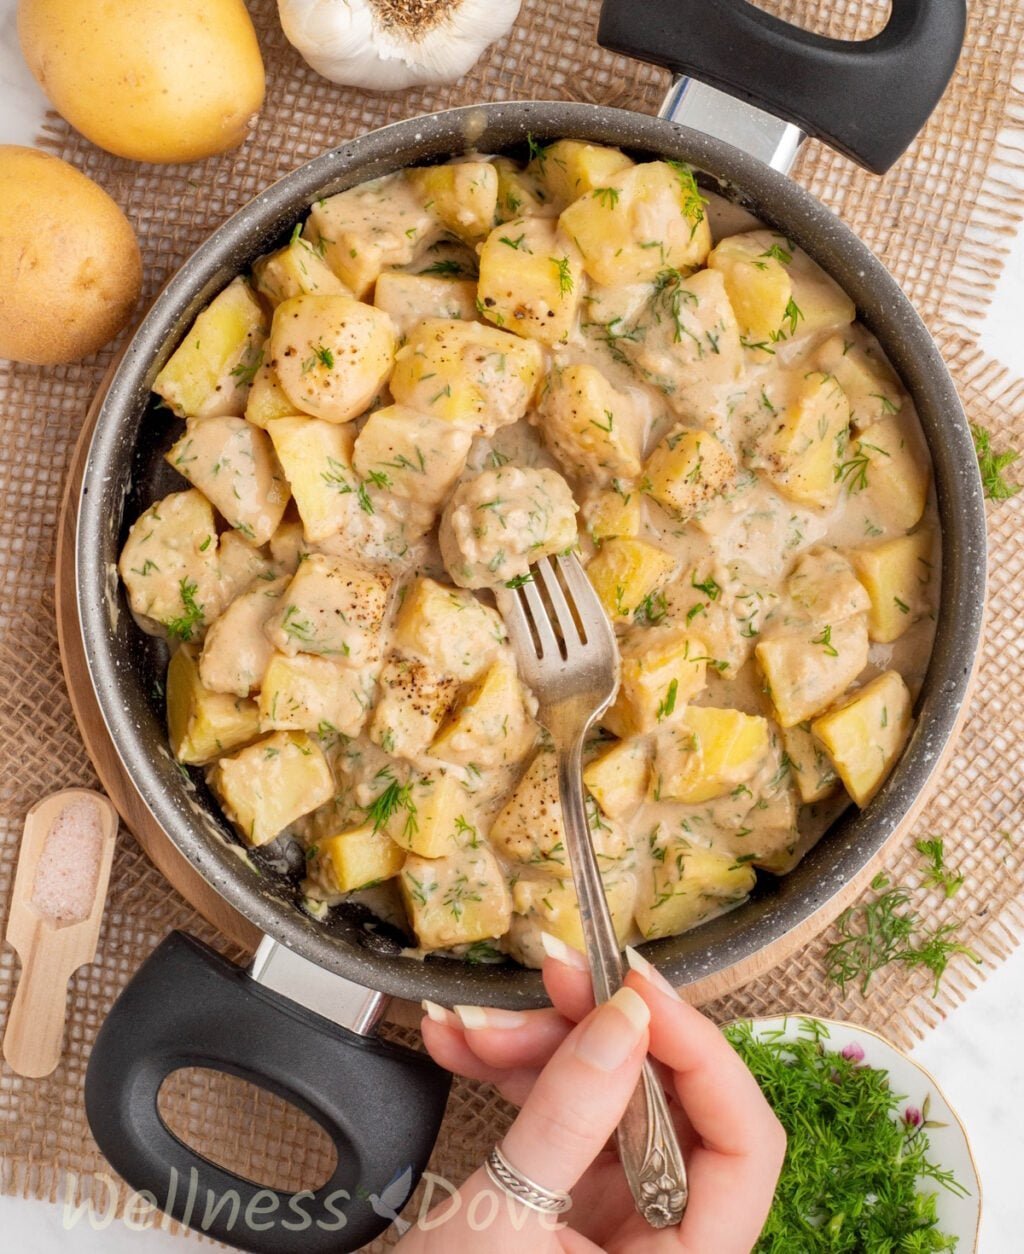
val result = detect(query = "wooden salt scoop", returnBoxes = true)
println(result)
[3,789,118,1078]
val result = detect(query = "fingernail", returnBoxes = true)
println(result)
[625,945,683,1001]
[421,999,460,1027]
[540,930,589,970]
[574,987,650,1072]
[454,1004,527,1031]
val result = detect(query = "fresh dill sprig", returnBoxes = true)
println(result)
[419,258,467,277]
[971,422,1020,501]
[825,872,980,996]
[726,1017,968,1252]
[164,578,204,641]
[551,255,574,296]
[916,836,965,899]
[364,775,416,835]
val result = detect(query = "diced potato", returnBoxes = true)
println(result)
[812,670,913,806]
[258,652,375,737]
[742,787,802,874]
[265,416,358,543]
[490,749,628,878]
[386,772,470,859]
[393,577,506,680]
[373,271,479,338]
[560,161,711,286]
[538,363,644,481]
[847,415,930,532]
[370,654,460,758]
[200,576,288,697]
[353,405,473,510]
[848,529,935,643]
[644,427,736,521]
[816,333,905,432]
[265,553,391,665]
[270,295,396,424]
[407,161,499,243]
[439,465,578,590]
[245,362,301,429]
[756,371,850,509]
[603,629,709,737]
[400,846,512,950]
[390,318,544,436]
[708,230,854,344]
[308,822,405,894]
[476,217,584,344]
[304,177,439,298]
[166,416,290,547]
[584,739,650,819]
[785,548,871,627]
[528,139,634,211]
[430,659,536,769]
[654,707,771,804]
[635,837,755,940]
[586,537,677,622]
[118,489,220,637]
[628,268,743,403]
[490,749,568,876]
[582,485,643,542]
[153,277,267,420]
[494,156,554,223]
[253,237,349,307]
[781,722,840,804]
[708,234,792,341]
[511,874,636,956]
[208,731,334,847]
[756,616,869,727]
[167,643,261,766]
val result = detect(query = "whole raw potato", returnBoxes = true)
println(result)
[0,147,142,365]
[17,0,265,164]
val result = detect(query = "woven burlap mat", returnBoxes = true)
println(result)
[1,0,1023,1244]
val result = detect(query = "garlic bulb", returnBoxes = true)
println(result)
[278,0,522,91]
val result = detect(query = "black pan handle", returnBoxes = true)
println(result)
[598,0,966,173]
[84,932,451,1253]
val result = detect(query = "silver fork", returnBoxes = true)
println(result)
[495,553,688,1229]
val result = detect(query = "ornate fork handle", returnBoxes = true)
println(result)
[555,730,688,1228]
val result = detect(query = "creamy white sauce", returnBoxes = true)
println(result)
[118,151,939,967]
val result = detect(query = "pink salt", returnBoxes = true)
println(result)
[30,799,105,924]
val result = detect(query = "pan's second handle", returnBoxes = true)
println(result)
[84,933,451,1254]
[598,0,966,173]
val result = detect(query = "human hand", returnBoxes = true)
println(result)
[393,939,785,1253]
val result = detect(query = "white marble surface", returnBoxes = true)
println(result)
[1,4,1022,1249]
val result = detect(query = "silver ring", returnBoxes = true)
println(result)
[484,1144,573,1215]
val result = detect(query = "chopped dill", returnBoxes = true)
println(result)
[825,872,980,996]
[364,776,416,835]
[971,422,1020,501]
[726,1017,968,1252]
[634,590,668,627]
[164,579,204,641]
[552,255,574,296]
[916,836,965,899]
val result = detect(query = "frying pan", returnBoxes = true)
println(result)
[77,3,984,1250]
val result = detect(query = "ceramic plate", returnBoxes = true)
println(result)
[741,1016,981,1251]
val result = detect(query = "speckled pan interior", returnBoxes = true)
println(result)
[76,102,986,1008]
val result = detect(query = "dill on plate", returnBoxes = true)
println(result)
[726,1018,968,1252]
